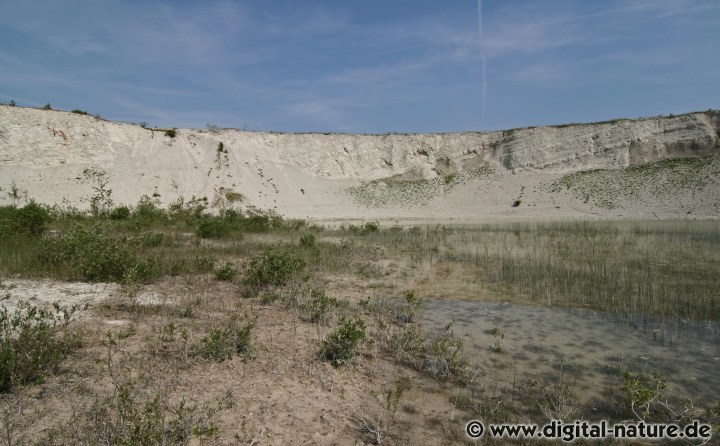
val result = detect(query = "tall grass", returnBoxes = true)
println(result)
[445,221,720,322]
[327,221,720,323]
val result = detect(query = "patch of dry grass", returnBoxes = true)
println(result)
[2,218,719,444]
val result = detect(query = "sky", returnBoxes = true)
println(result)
[1,0,718,133]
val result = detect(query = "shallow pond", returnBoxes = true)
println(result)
[424,299,720,411]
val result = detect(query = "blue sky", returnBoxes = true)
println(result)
[1,0,718,133]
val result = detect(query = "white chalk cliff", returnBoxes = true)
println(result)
[1,106,719,221]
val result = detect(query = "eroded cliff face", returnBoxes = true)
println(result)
[1,105,718,219]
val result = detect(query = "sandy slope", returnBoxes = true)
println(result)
[1,106,719,220]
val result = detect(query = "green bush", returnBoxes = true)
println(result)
[302,289,338,324]
[239,215,270,233]
[214,263,237,281]
[299,234,316,248]
[122,198,165,231]
[424,322,468,380]
[243,247,305,288]
[38,223,157,283]
[165,128,177,138]
[320,316,366,367]
[390,325,425,366]
[0,201,50,237]
[92,381,166,444]
[0,299,82,392]
[395,290,425,324]
[194,210,250,239]
[71,109,88,115]
[363,221,379,233]
[109,206,130,220]
[193,252,217,273]
[620,370,668,420]
[167,196,207,220]
[345,221,380,235]
[195,316,254,362]
[196,218,233,239]
[489,327,505,353]
[131,196,165,226]
[222,208,240,221]
[56,377,219,444]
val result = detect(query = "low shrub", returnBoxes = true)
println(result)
[243,247,305,288]
[302,289,338,324]
[320,316,366,367]
[299,233,316,248]
[55,378,219,444]
[363,221,380,233]
[130,196,165,227]
[390,324,425,366]
[489,326,505,353]
[0,201,50,237]
[195,210,258,239]
[167,196,207,220]
[165,128,177,138]
[0,299,83,392]
[109,206,130,220]
[38,223,157,283]
[195,316,254,362]
[424,322,468,380]
[193,253,217,273]
[239,215,270,233]
[395,290,425,324]
[620,370,669,421]
[214,263,237,281]
[222,208,241,222]
[196,218,233,239]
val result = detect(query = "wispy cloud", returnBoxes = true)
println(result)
[476,0,719,56]
[1,0,718,132]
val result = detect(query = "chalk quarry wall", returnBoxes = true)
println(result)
[1,105,718,219]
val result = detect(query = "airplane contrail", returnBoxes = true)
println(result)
[350,1,670,61]
[349,42,445,60]
[478,0,487,130]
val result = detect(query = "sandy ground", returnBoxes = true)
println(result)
[1,279,117,314]
[0,276,472,445]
